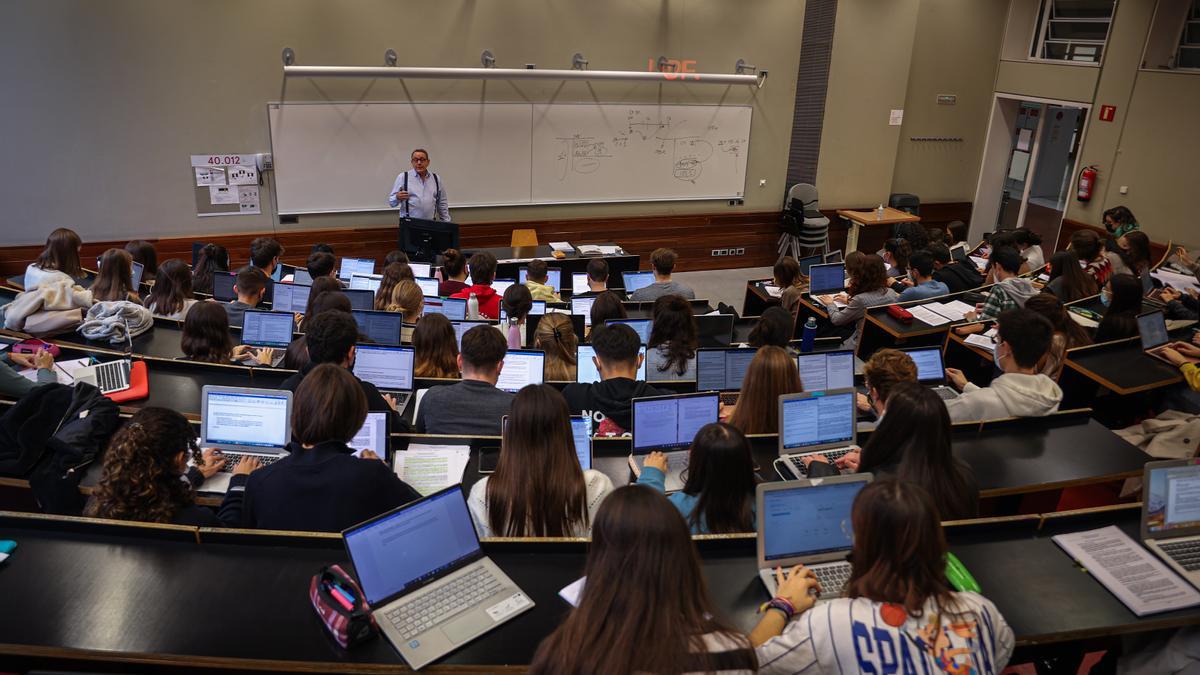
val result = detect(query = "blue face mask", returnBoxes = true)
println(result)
[1100,290,1111,307]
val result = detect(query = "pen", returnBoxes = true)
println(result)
[324,582,355,611]
[331,581,357,603]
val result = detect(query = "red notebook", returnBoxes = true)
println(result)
[105,361,149,403]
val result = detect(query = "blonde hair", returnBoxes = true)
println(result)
[386,280,424,323]
[535,313,578,381]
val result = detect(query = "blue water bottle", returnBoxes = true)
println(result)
[801,317,817,353]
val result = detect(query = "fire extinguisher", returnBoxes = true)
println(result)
[1077,165,1098,202]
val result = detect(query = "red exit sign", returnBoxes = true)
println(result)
[1099,105,1117,122]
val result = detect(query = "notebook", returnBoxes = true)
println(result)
[576,344,646,384]
[352,309,404,346]
[495,349,545,392]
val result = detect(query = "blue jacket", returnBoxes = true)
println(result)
[897,279,950,302]
[636,466,756,534]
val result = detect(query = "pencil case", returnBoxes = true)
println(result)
[309,564,377,648]
[886,304,913,324]
[12,339,61,357]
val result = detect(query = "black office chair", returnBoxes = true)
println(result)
[888,193,920,238]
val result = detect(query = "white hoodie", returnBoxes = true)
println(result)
[944,372,1063,423]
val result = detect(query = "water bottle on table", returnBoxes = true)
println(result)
[801,317,817,353]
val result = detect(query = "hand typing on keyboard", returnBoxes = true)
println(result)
[231,455,262,476]
[772,564,821,613]
[801,454,830,468]
[232,345,275,366]
[194,449,227,479]
[836,449,860,472]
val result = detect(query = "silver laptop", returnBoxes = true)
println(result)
[74,359,132,394]
[902,347,960,400]
[342,486,534,670]
[240,309,292,367]
[1138,310,1174,365]
[629,392,719,492]
[350,411,391,459]
[495,349,545,393]
[696,347,757,406]
[199,386,293,492]
[1141,459,1200,589]
[353,344,415,413]
[575,343,646,384]
[807,262,846,301]
[776,389,859,478]
[756,473,873,600]
[795,350,855,393]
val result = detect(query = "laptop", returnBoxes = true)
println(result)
[352,309,404,346]
[756,473,873,600]
[807,262,846,301]
[696,313,736,348]
[824,250,844,264]
[495,349,545,392]
[96,256,145,288]
[482,415,591,474]
[350,273,383,293]
[795,350,855,392]
[212,271,237,302]
[576,343,646,384]
[424,297,468,321]
[492,278,516,297]
[518,267,561,292]
[338,257,376,281]
[292,268,314,285]
[409,262,432,277]
[696,348,757,406]
[571,272,590,295]
[901,347,960,400]
[414,276,440,297]
[353,344,415,413]
[1138,310,1174,364]
[605,318,651,345]
[343,288,376,311]
[272,282,311,314]
[622,270,655,294]
[239,310,292,366]
[350,411,391,460]
[570,296,597,325]
[798,253,823,277]
[499,301,546,321]
[451,320,494,350]
[1141,459,1200,588]
[629,392,719,492]
[342,486,534,670]
[73,359,133,395]
[199,386,293,492]
[776,389,859,477]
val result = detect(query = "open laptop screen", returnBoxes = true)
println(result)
[212,271,237,302]
[904,347,945,383]
[571,416,592,470]
[343,288,375,311]
[632,393,719,453]
[292,268,313,285]
[350,274,383,293]
[606,318,651,345]
[798,254,823,277]
[496,349,545,392]
[824,250,844,264]
[414,277,440,297]
[571,296,597,325]
[492,279,516,297]
[795,351,854,391]
[622,271,655,293]
[576,344,646,383]
[350,411,389,456]
[519,267,561,291]
[1145,462,1200,535]
[351,310,403,346]
[339,257,376,281]
[451,320,493,350]
[409,262,431,277]
[272,283,311,314]
[571,273,590,295]
[353,345,415,391]
[808,263,845,295]
[761,481,864,561]
[344,488,481,605]
[1138,311,1170,351]
[423,297,468,321]
[696,348,757,391]
[241,310,294,348]
[201,388,291,450]
[780,391,856,452]
[499,301,546,321]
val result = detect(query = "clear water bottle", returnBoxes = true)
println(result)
[801,317,817,353]
[467,292,480,320]
[875,204,886,220]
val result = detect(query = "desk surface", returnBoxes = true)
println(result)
[1064,338,1184,395]
[836,207,921,225]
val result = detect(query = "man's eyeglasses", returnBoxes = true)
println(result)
[411,157,429,163]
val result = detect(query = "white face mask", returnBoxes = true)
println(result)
[993,342,1008,370]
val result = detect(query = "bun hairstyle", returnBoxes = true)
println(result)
[442,248,466,278]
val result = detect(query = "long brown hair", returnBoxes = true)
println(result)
[35,227,83,278]
[91,248,136,302]
[849,253,889,296]
[304,276,343,317]
[845,479,959,617]
[535,313,578,381]
[412,313,459,378]
[589,291,626,333]
[191,243,229,295]
[125,240,157,281]
[530,485,753,675]
[88,408,201,523]
[1047,251,1097,302]
[648,294,698,375]
[181,301,234,363]
[292,364,367,446]
[385,280,424,322]
[728,346,802,434]
[375,262,414,310]
[146,259,194,317]
[486,385,588,537]
[1024,293,1091,350]
[681,423,756,533]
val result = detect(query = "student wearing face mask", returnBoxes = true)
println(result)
[943,308,1062,422]
[896,251,949,302]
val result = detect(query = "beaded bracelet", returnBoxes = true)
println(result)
[758,596,796,620]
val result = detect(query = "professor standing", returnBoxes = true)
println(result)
[387,148,451,221]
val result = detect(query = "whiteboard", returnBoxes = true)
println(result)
[268,102,751,214]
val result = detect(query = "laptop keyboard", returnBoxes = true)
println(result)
[785,447,854,476]
[719,392,740,407]
[934,386,958,401]
[218,452,283,473]
[385,566,503,641]
[96,360,131,394]
[812,562,852,598]
[1161,540,1200,571]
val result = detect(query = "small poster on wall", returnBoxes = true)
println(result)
[191,154,261,216]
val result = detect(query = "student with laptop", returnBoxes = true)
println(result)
[223,267,268,328]
[725,346,803,435]
[0,347,57,399]
[574,258,624,299]
[746,307,796,354]
[145,259,198,320]
[416,325,514,435]
[382,279,423,342]
[1151,337,1200,403]
[587,291,627,338]
[124,240,157,284]
[437,247,470,297]
[856,347,918,415]
[561,324,669,434]
[284,288,352,371]
[647,294,698,381]
[963,247,1038,323]
[629,248,696,301]
[535,312,578,381]
[412,313,460,379]
[191,243,229,295]
[181,301,273,365]
[305,251,336,281]
[530,485,757,674]
[638,422,757,533]
[896,250,949,302]
[772,256,805,319]
[248,236,284,280]
[450,251,502,319]
[1094,273,1143,343]
[1042,250,1098,303]
[944,308,1063,423]
[280,311,400,417]
[219,364,421,532]
[750,480,1013,673]
[824,254,897,350]
[928,243,984,294]
[24,227,85,291]
[91,248,141,304]
[468,385,613,537]
[522,259,561,302]
[498,284,533,348]
[1024,294,1091,377]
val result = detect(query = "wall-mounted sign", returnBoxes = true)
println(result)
[936,94,957,105]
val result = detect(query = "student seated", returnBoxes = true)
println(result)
[416,324,513,435]
[855,347,918,415]
[523,259,561,302]
[224,268,268,327]
[146,259,197,320]
[964,246,1037,322]
[1042,250,1097,303]
[312,242,335,255]
[384,279,423,342]
[299,276,344,328]
[881,237,911,278]
[1072,229,1113,288]
[1157,336,1200,396]
[750,480,1012,673]
[983,231,1032,279]
[87,407,231,526]
[535,311,578,381]
[412,312,460,378]
[588,290,627,337]
[181,300,273,365]
[285,289,352,371]
[499,283,532,348]
[896,250,949,302]
[725,346,803,434]
[248,236,283,279]
[438,247,470,297]
[374,262,413,310]
[1013,228,1045,270]
[191,243,229,295]
[451,251,502,319]
[530,485,757,674]
[218,364,421,532]
[647,294,698,381]
[1103,204,1139,238]
[91,248,142,304]
[384,249,407,265]
[306,251,336,281]
[25,227,84,291]
[469,384,613,537]
[1115,229,1152,280]
[825,253,897,350]
[772,256,805,319]
[561,324,668,434]
[638,422,757,533]
[746,306,796,353]
[0,348,56,399]
[124,240,157,284]
[1093,273,1143,343]
[803,383,979,520]
[1024,294,1091,377]
[929,243,984,294]
[575,258,623,299]
[629,248,696,301]
[944,308,1062,422]
[281,311,398,416]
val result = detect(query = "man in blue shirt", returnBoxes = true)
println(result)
[387,148,451,221]
[897,250,949,302]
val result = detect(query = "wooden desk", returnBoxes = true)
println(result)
[742,279,779,317]
[836,207,920,252]
[1061,337,1183,401]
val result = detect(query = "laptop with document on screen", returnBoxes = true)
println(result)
[1140,458,1200,589]
[199,386,293,492]
[272,282,311,314]
[491,278,516,297]
[423,297,468,321]
[342,485,534,670]
[495,349,545,392]
[571,272,590,295]
[622,271,655,294]
[239,310,292,366]
[338,257,375,281]
[807,262,845,300]
[795,350,854,392]
[629,392,718,492]
[350,274,383,293]
[776,389,859,478]
[414,276,440,297]
[756,473,873,600]
[571,296,597,325]
[351,309,404,346]
[900,347,959,400]
[350,411,391,460]
[353,344,415,413]
[696,348,757,406]
[576,343,646,383]
[409,262,431,277]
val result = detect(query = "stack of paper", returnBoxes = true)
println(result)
[394,444,471,496]
[964,334,996,352]
[1152,269,1200,294]
[763,284,783,298]
[908,305,950,327]
[923,300,974,323]
[1053,526,1200,616]
[576,244,622,256]
[548,241,575,255]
